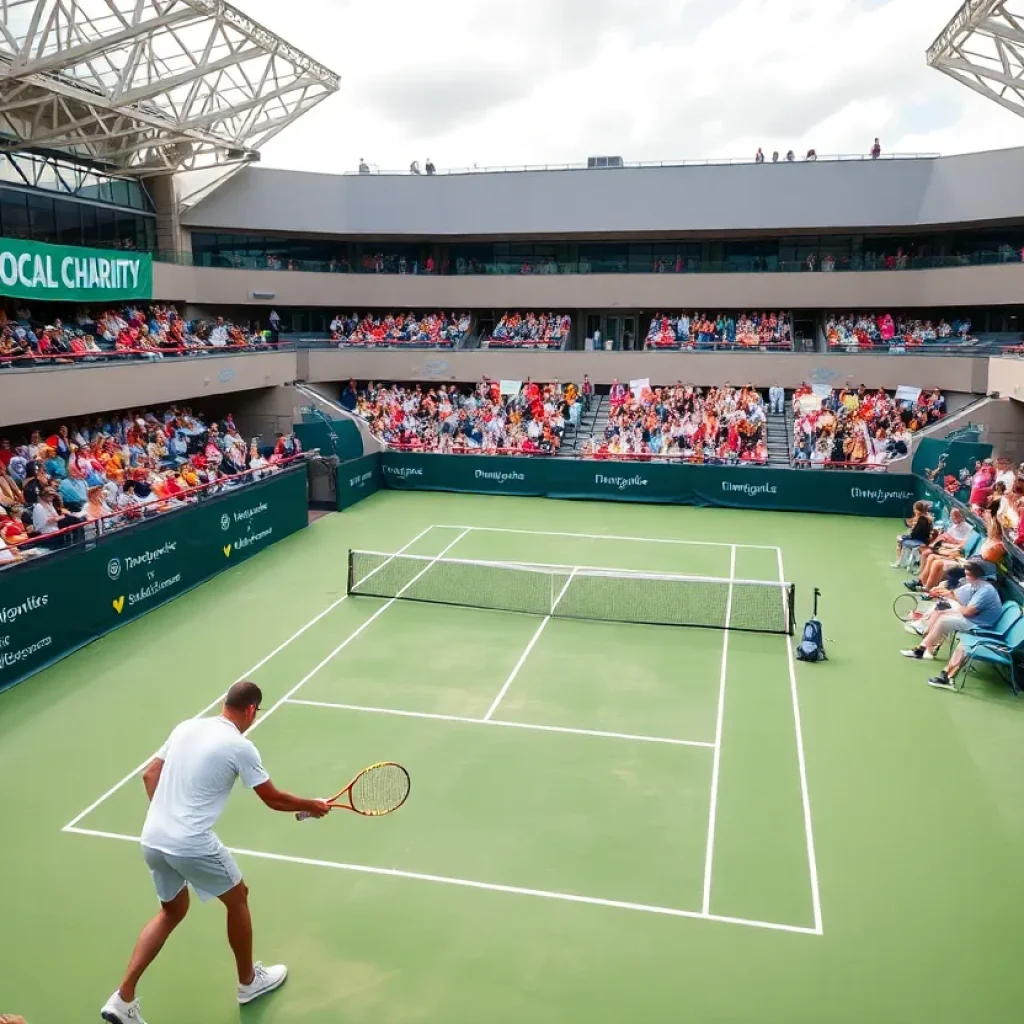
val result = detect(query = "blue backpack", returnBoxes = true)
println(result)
[796,589,827,663]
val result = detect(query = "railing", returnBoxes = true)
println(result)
[0,340,292,368]
[793,458,894,471]
[3,454,310,567]
[343,152,939,176]
[153,247,1024,276]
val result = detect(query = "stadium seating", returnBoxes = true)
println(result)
[332,312,470,348]
[825,313,974,350]
[645,312,792,350]
[356,379,577,454]
[0,304,268,367]
[483,312,571,350]
[0,408,302,564]
[792,385,945,467]
[582,383,768,463]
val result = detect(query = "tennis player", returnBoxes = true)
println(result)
[101,681,330,1024]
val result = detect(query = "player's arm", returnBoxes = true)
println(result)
[141,757,164,801]
[253,780,329,817]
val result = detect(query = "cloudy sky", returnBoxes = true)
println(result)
[237,0,1024,173]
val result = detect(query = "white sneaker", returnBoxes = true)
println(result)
[238,962,288,1005]
[904,621,927,636]
[101,990,147,1024]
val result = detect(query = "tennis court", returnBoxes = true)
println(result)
[2,491,1023,1023]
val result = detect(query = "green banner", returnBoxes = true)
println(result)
[379,452,919,517]
[336,453,383,510]
[0,237,152,301]
[0,467,307,693]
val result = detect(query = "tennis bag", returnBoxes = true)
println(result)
[796,589,827,663]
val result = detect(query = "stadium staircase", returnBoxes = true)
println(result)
[556,394,605,457]
[768,405,793,467]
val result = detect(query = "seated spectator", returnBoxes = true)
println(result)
[487,313,570,349]
[585,383,768,464]
[334,311,470,348]
[794,386,941,467]
[905,507,973,589]
[826,312,974,351]
[901,560,1001,667]
[892,501,934,568]
[645,312,791,350]
[357,379,572,455]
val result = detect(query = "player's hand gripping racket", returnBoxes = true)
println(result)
[296,761,410,820]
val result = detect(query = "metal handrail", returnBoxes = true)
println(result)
[343,152,939,176]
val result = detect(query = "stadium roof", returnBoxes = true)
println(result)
[928,0,1024,121]
[0,0,339,176]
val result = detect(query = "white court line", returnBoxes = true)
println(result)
[62,523,441,832]
[777,547,824,935]
[286,698,715,749]
[482,567,578,721]
[701,544,736,916]
[63,826,821,936]
[202,529,471,749]
[436,524,781,552]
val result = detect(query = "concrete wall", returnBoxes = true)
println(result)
[0,351,296,429]
[152,260,1024,311]
[181,148,1024,237]
[304,349,991,393]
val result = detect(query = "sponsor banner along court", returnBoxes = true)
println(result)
[0,467,307,693]
[379,451,918,516]
[0,237,153,302]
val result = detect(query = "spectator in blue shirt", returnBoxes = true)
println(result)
[901,561,1002,673]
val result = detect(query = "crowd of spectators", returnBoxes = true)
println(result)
[485,313,572,349]
[792,385,945,467]
[0,409,302,566]
[0,304,269,366]
[330,312,470,348]
[356,378,584,454]
[825,313,974,350]
[581,382,768,463]
[645,312,792,350]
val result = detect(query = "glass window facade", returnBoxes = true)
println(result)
[188,225,1024,276]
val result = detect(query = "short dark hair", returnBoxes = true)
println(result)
[224,680,263,711]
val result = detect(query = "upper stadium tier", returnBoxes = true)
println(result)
[181,148,1024,238]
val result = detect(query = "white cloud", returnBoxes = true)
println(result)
[234,0,1024,173]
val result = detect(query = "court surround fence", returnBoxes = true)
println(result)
[333,450,918,517]
[0,464,309,693]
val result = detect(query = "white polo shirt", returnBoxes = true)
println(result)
[141,716,269,857]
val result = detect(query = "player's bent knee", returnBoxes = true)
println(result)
[218,879,249,907]
[162,887,190,924]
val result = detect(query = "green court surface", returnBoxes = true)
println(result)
[2,491,1024,1023]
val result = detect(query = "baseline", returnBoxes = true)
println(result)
[63,826,822,937]
[62,523,442,832]
[285,697,715,749]
[435,524,781,552]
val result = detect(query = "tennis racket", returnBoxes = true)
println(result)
[893,593,950,622]
[296,761,410,821]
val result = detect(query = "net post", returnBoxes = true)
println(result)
[787,583,796,636]
[347,550,354,595]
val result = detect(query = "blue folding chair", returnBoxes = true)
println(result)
[956,610,1024,695]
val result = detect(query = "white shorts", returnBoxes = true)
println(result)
[142,842,242,904]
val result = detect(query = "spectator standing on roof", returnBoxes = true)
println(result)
[871,138,881,159]
[425,159,436,175]
[358,158,369,174]
[410,160,421,175]
[755,148,765,163]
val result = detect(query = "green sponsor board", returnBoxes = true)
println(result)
[294,418,363,463]
[379,452,918,517]
[0,467,307,693]
[336,453,383,510]
[0,237,152,301]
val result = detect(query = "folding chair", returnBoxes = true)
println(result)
[955,612,1024,695]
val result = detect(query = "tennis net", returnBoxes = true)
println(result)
[348,550,795,635]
